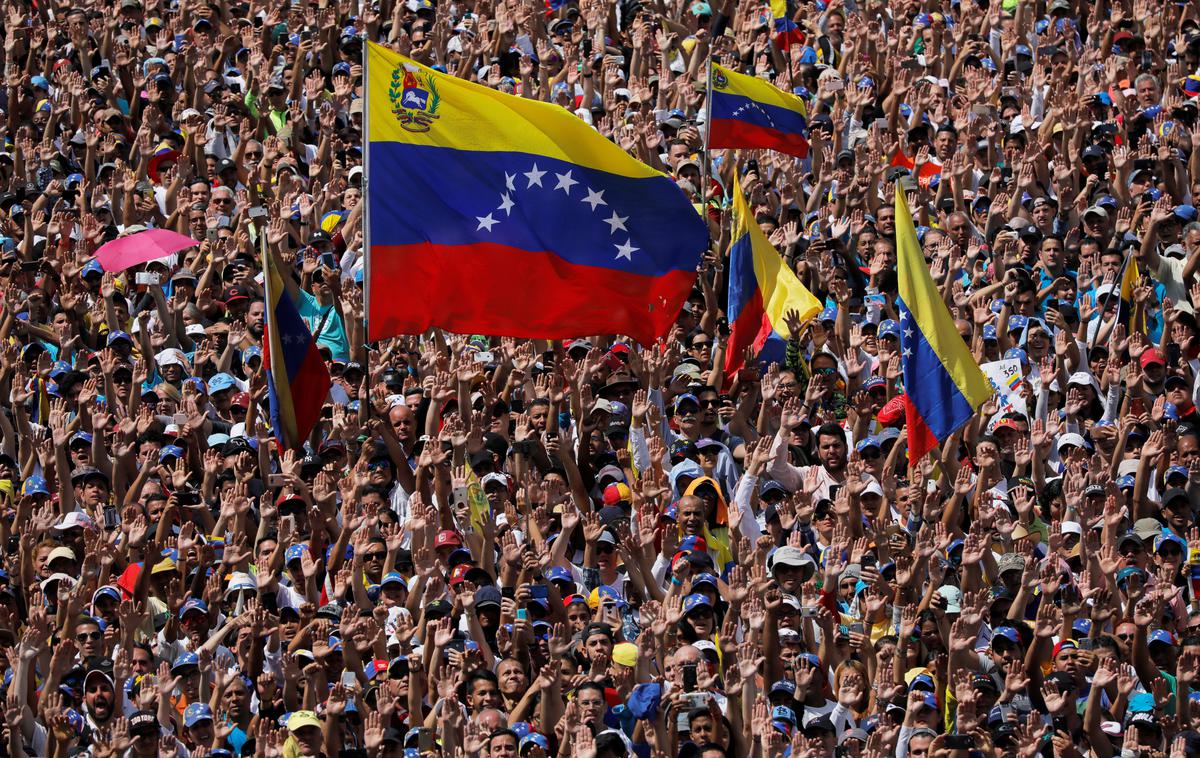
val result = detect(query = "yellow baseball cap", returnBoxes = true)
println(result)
[612,642,638,668]
[287,710,321,732]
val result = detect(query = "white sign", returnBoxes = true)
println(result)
[981,359,1027,418]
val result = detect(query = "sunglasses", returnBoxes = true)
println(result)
[76,631,103,642]
[363,551,387,561]
[859,449,880,460]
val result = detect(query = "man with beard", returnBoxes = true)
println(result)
[768,399,848,502]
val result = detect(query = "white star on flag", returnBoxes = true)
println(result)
[505,173,516,192]
[605,211,628,234]
[554,171,578,194]
[524,164,545,188]
[498,193,515,216]
[582,188,607,211]
[614,239,639,261]
[903,348,912,357]
[904,328,913,339]
[476,214,498,232]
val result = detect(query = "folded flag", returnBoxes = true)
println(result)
[262,239,331,450]
[708,63,810,158]
[724,172,821,382]
[364,42,707,344]
[895,186,991,463]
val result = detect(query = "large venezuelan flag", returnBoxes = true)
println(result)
[364,43,707,344]
[895,186,991,463]
[263,241,331,450]
[708,63,809,158]
[724,173,821,381]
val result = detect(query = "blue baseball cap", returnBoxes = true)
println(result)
[520,733,550,752]
[1116,475,1136,490]
[69,431,93,447]
[184,702,213,727]
[673,393,699,412]
[381,571,407,588]
[208,373,237,394]
[983,324,998,341]
[159,445,184,463]
[691,573,719,591]
[546,566,573,584]
[992,626,1020,645]
[172,651,200,671]
[819,306,838,323]
[1004,347,1029,365]
[178,600,208,619]
[855,437,880,454]
[21,476,49,496]
[878,319,900,339]
[682,593,713,615]
[1008,315,1029,332]
[81,259,104,279]
[1166,465,1190,483]
[106,330,133,346]
[285,544,308,564]
[1149,629,1176,647]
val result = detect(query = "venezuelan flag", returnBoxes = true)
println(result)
[708,63,809,158]
[364,43,707,344]
[894,186,991,463]
[263,240,331,450]
[724,173,821,381]
[1118,252,1146,333]
[769,0,804,47]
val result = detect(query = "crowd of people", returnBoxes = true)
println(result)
[0,0,1197,756]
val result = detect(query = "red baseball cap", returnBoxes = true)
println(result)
[1141,348,1165,368]
[435,530,463,549]
[448,564,471,585]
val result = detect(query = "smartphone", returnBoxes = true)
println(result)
[746,158,759,175]
[971,103,991,116]
[557,411,571,430]
[849,622,865,635]
[266,474,289,487]
[474,351,494,364]
[319,252,336,269]
[738,367,760,382]
[826,79,844,92]
[102,506,119,530]
[19,261,41,273]
[872,117,888,131]
[417,729,436,752]
[529,585,549,601]
[515,608,527,621]
[172,412,188,425]
[135,272,161,286]
[945,734,975,750]
[800,606,820,618]
[206,228,218,243]
[248,206,268,218]
[682,663,697,691]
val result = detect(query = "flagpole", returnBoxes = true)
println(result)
[1087,248,1132,354]
[362,40,373,418]
[701,54,712,220]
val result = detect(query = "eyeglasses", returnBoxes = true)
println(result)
[698,399,720,408]
[691,341,710,348]
[246,151,262,158]
[363,551,387,561]
[859,449,881,460]
[597,544,616,554]
[214,197,233,205]
[76,631,103,642]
